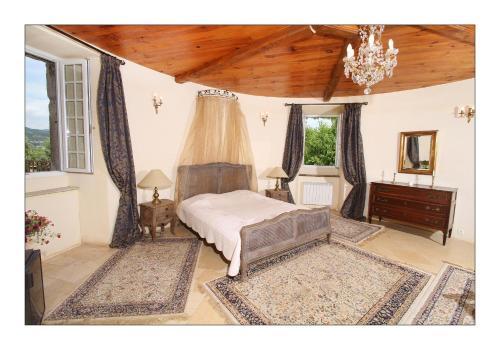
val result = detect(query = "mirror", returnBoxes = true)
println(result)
[398,130,437,175]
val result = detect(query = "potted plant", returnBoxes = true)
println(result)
[25,210,61,246]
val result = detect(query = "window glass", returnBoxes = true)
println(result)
[25,55,59,172]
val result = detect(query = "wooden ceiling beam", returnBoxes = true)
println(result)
[415,25,474,45]
[312,25,359,39]
[322,39,355,101]
[313,25,361,100]
[175,25,313,83]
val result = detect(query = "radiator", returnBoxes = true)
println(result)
[302,182,333,206]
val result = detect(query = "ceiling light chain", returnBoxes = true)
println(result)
[343,25,399,94]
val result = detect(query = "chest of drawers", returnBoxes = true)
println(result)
[368,181,457,245]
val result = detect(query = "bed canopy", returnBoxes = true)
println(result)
[175,89,257,203]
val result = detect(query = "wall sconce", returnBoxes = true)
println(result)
[455,105,475,123]
[153,94,163,114]
[260,112,269,126]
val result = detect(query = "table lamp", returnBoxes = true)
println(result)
[267,167,289,191]
[138,169,172,205]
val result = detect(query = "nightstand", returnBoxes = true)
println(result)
[139,199,176,240]
[265,189,290,202]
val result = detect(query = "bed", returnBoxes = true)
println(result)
[176,163,332,280]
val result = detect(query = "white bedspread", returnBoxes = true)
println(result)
[177,190,303,276]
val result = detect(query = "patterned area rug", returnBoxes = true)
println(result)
[406,263,475,325]
[206,239,430,325]
[45,237,201,321]
[331,214,384,244]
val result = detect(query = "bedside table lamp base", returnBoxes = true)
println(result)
[274,178,280,191]
[152,187,161,205]
[268,167,288,192]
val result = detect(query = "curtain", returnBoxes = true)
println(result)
[281,104,303,204]
[340,103,367,220]
[97,54,140,248]
[176,94,257,204]
[407,136,420,169]
[45,61,60,171]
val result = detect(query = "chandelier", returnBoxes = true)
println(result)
[343,25,398,94]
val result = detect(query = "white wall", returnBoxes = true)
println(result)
[25,189,81,259]
[358,80,475,242]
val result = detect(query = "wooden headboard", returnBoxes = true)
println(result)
[177,163,253,202]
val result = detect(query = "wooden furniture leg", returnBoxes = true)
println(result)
[170,217,176,234]
[240,262,248,282]
[151,217,157,241]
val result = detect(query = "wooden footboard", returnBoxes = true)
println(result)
[239,207,332,280]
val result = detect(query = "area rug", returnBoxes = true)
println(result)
[330,214,384,244]
[404,263,475,325]
[206,239,431,325]
[45,237,201,321]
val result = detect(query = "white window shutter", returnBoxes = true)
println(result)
[59,59,93,173]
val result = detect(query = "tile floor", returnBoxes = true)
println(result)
[41,218,474,325]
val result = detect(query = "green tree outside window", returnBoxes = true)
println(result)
[304,117,338,166]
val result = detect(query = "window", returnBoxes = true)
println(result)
[60,60,92,172]
[303,115,340,168]
[25,48,93,174]
[25,54,59,172]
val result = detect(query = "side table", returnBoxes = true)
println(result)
[139,199,176,240]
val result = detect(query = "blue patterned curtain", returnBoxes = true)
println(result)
[340,103,367,220]
[281,104,304,204]
[97,55,140,247]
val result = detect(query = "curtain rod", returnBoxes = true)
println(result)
[284,102,368,106]
[46,25,126,65]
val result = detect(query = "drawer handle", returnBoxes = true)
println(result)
[425,205,441,212]
[424,217,440,224]
[377,198,388,203]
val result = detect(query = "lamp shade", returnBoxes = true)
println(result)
[138,169,172,189]
[267,167,289,179]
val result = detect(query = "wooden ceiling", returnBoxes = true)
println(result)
[53,25,475,99]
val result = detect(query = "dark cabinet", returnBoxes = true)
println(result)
[25,249,45,325]
[368,181,457,245]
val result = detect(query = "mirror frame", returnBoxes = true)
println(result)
[398,130,437,175]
